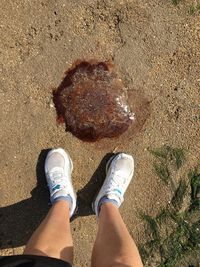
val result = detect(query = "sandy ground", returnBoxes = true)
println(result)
[0,0,200,266]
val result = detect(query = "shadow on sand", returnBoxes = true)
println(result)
[0,149,113,249]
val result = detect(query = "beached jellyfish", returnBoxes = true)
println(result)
[53,60,135,141]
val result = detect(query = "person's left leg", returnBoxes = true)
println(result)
[24,200,73,264]
[24,148,77,264]
[92,153,143,267]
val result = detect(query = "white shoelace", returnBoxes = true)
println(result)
[47,171,69,196]
[103,173,126,202]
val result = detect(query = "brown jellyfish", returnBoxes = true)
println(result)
[53,60,135,142]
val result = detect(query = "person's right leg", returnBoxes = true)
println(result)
[92,153,143,267]
[24,200,73,264]
[24,148,77,264]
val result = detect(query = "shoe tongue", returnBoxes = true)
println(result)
[48,167,64,179]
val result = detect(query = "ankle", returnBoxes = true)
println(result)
[99,201,119,215]
[52,199,70,211]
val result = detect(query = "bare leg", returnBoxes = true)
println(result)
[24,200,73,264]
[92,202,143,267]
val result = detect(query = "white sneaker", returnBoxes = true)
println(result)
[93,153,134,216]
[45,148,76,218]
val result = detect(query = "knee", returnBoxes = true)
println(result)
[109,257,143,267]
[110,264,134,267]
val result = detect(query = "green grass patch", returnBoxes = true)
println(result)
[188,4,200,15]
[140,147,200,266]
[141,213,160,242]
[153,163,170,185]
[189,168,200,210]
[171,179,187,210]
[148,146,170,159]
[171,0,182,5]
[171,148,185,169]
[148,145,185,192]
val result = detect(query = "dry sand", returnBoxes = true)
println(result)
[0,0,200,266]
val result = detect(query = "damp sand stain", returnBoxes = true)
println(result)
[53,60,150,143]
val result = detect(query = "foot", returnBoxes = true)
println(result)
[93,153,134,216]
[45,148,76,218]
